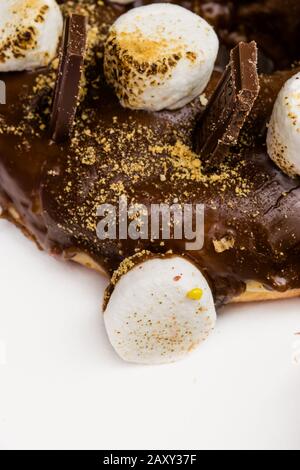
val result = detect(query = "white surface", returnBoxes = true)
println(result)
[0,219,299,450]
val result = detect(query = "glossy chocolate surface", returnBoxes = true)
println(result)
[1,0,300,304]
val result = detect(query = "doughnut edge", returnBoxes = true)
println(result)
[2,203,300,304]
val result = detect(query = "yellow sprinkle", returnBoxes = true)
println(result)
[186,288,203,301]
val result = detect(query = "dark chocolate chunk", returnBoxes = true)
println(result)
[194,41,260,166]
[50,14,87,143]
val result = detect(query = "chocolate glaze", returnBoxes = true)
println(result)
[1,0,300,305]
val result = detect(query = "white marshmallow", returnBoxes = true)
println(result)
[104,256,216,364]
[0,0,63,72]
[267,72,300,177]
[104,3,219,111]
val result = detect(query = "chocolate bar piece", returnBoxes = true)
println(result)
[50,14,87,143]
[194,41,260,166]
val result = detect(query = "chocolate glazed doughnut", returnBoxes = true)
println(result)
[0,0,300,363]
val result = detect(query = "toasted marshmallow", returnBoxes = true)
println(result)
[267,72,300,177]
[104,256,216,364]
[104,4,219,111]
[0,0,63,72]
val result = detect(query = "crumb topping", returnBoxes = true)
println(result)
[0,0,255,269]
[1,0,299,293]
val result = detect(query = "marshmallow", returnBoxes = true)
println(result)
[267,72,300,177]
[104,256,216,364]
[104,4,219,111]
[0,0,63,72]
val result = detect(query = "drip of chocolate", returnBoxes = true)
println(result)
[50,14,87,143]
[194,41,260,166]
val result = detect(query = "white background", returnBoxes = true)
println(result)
[0,218,299,450]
